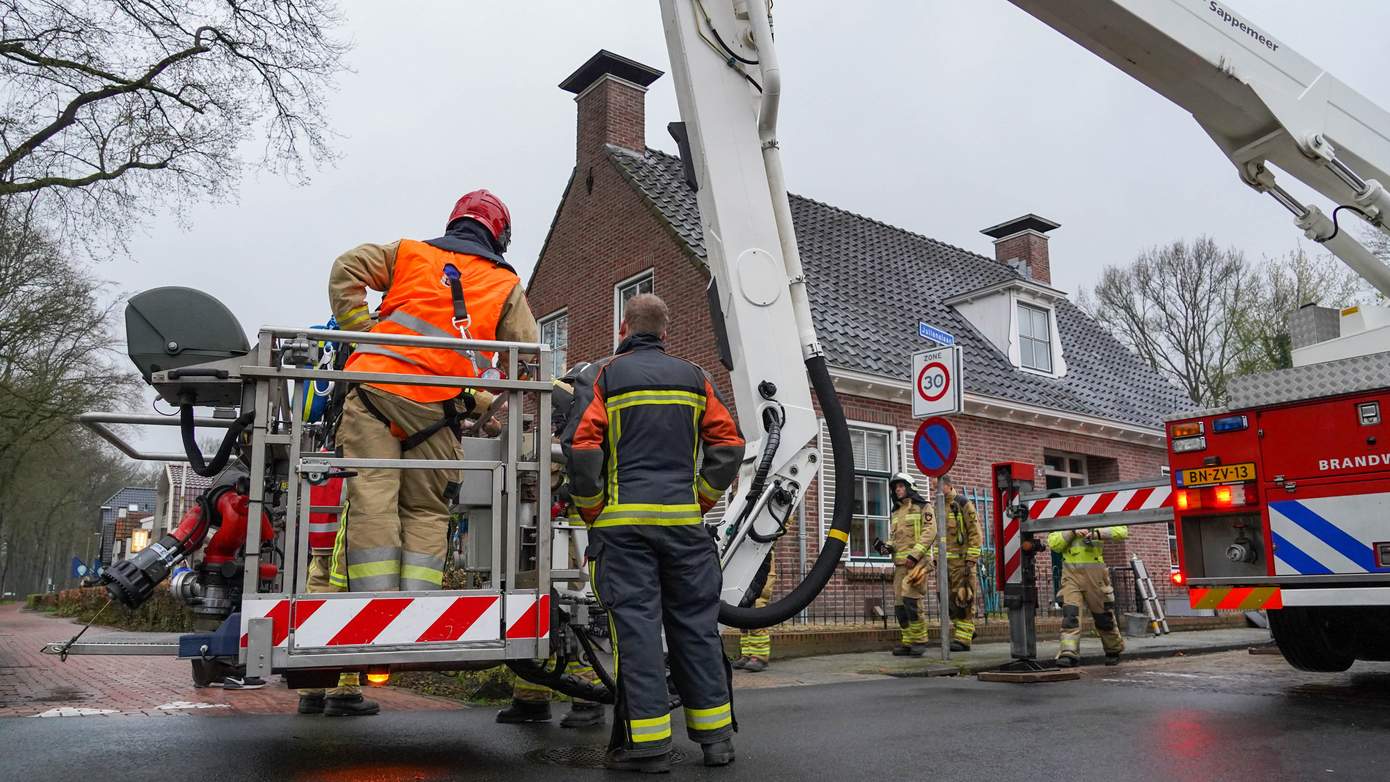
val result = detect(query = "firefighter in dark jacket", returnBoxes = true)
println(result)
[567,294,746,773]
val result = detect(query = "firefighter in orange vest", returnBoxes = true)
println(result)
[326,190,537,713]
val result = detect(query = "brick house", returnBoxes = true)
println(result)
[98,486,156,565]
[526,51,1190,620]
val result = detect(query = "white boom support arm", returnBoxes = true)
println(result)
[659,0,839,621]
[1009,0,1390,298]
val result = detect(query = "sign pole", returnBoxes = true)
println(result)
[935,478,950,662]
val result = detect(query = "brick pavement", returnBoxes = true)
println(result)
[0,603,463,718]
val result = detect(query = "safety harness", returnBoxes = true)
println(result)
[355,385,475,451]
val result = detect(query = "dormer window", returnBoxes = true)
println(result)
[944,277,1068,378]
[1017,303,1053,373]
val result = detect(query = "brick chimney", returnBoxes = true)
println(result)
[560,50,664,165]
[981,214,1061,285]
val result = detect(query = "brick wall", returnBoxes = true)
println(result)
[993,231,1051,284]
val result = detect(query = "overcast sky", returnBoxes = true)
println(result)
[109,0,1390,447]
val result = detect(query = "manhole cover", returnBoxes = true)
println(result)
[529,746,687,769]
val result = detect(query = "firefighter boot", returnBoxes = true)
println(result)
[604,748,672,774]
[324,693,380,716]
[560,701,605,728]
[702,738,736,767]
[297,691,325,714]
[742,657,768,673]
[731,656,750,670]
[496,698,553,724]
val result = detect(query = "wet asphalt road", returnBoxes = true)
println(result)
[3,651,1388,782]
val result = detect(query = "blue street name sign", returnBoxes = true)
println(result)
[918,322,955,346]
[912,416,959,478]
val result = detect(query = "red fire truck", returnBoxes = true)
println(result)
[1167,310,1390,671]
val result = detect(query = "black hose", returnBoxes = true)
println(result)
[741,406,782,510]
[506,659,613,705]
[180,404,254,478]
[718,355,853,628]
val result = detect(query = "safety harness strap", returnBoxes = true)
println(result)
[355,386,474,451]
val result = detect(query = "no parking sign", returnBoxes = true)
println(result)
[912,346,963,418]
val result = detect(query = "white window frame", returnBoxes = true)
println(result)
[538,309,568,380]
[1016,301,1055,374]
[613,269,655,347]
[845,421,897,562]
[1042,450,1089,489]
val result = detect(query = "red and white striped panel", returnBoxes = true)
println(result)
[239,593,550,649]
[1027,485,1172,521]
[1000,490,1023,585]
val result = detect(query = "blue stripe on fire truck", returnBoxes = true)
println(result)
[1269,499,1386,575]
[1269,530,1333,576]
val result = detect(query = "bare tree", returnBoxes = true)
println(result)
[0,202,136,551]
[0,0,348,249]
[1082,237,1253,407]
[1236,246,1368,374]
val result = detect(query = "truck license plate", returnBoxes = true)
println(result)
[1178,462,1256,487]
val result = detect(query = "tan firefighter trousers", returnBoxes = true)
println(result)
[337,385,462,592]
[1057,563,1125,659]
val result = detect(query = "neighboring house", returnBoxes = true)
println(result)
[157,463,215,538]
[97,487,156,565]
[526,51,1190,618]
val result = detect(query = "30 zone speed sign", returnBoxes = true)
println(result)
[911,346,963,418]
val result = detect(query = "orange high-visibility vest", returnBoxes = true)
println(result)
[346,239,518,403]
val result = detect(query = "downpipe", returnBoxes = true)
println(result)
[716,2,854,629]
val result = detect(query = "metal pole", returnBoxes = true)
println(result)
[935,478,950,662]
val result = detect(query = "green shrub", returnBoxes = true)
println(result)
[51,585,196,632]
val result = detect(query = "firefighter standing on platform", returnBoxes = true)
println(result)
[568,294,745,773]
[881,473,935,657]
[1048,525,1129,667]
[939,475,983,652]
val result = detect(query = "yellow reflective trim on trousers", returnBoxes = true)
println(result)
[328,503,349,589]
[629,714,672,742]
[685,703,732,731]
[347,560,401,579]
[594,504,702,527]
[401,564,443,585]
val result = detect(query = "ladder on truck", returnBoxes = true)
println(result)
[989,464,1177,672]
[1131,554,1170,636]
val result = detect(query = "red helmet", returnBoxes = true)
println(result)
[447,189,512,251]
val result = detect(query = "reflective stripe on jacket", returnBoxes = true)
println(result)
[567,333,744,527]
[343,239,518,403]
[944,495,983,561]
[890,499,935,565]
[1047,526,1130,564]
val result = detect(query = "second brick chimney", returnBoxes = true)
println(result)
[981,214,1061,285]
[560,50,664,166]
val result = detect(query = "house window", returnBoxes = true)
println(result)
[1018,302,1053,373]
[614,270,655,344]
[849,426,894,560]
[539,311,568,379]
[1042,450,1088,490]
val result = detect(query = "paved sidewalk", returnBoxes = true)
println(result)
[0,603,463,718]
[732,626,1274,689]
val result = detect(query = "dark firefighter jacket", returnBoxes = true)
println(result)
[566,333,745,527]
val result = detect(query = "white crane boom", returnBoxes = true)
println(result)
[1008,0,1390,297]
